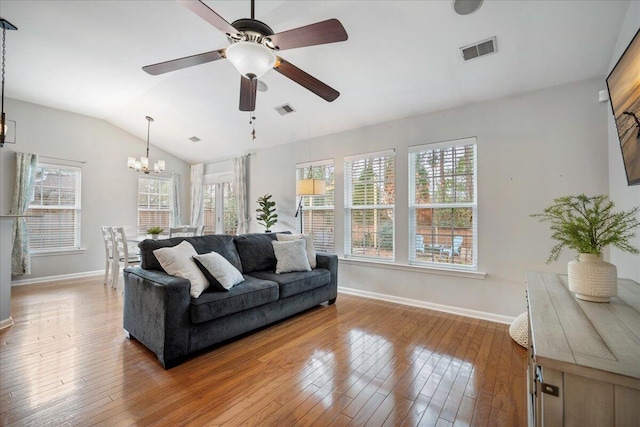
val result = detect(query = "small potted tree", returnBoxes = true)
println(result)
[147,226,163,240]
[532,194,639,302]
[256,194,278,233]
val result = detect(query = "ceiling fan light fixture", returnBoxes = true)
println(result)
[226,41,275,79]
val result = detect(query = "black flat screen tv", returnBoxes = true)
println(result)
[606,27,640,186]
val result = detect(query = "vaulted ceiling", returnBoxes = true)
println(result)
[3,1,630,163]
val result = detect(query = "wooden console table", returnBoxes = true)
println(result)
[525,272,640,427]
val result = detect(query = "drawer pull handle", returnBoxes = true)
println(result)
[541,382,559,397]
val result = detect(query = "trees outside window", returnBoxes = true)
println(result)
[345,150,395,260]
[26,163,82,251]
[409,138,477,268]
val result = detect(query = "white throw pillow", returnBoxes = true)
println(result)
[153,241,208,298]
[192,251,244,291]
[276,233,316,268]
[272,239,312,274]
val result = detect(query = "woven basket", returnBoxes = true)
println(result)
[509,312,528,348]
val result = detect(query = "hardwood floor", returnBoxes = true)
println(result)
[0,277,527,426]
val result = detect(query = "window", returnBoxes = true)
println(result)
[409,138,477,269]
[345,150,395,260]
[203,181,237,235]
[26,163,82,251]
[137,176,172,231]
[296,160,335,252]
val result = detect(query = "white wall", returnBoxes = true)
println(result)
[0,98,191,281]
[248,77,609,318]
[608,2,640,282]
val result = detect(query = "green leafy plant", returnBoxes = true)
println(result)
[532,194,640,264]
[256,194,278,232]
[147,226,163,235]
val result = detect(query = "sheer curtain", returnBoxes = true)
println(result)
[233,155,250,234]
[171,173,181,226]
[190,163,204,227]
[10,152,38,275]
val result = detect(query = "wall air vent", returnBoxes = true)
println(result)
[274,103,296,116]
[189,136,201,142]
[460,37,497,61]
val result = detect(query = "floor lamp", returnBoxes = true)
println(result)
[294,178,326,233]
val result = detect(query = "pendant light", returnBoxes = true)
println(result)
[127,116,165,174]
[0,18,18,148]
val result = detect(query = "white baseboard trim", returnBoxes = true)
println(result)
[11,270,103,287]
[338,286,515,325]
[0,316,14,330]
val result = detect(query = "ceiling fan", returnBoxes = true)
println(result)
[143,0,348,112]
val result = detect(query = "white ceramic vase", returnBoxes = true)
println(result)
[567,253,617,302]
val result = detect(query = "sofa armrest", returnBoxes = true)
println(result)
[123,266,192,368]
[315,252,338,301]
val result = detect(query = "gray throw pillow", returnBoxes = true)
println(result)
[272,239,312,274]
[192,251,244,291]
[276,233,316,268]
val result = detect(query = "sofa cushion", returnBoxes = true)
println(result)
[154,241,209,298]
[193,251,244,292]
[140,234,243,273]
[190,276,279,324]
[234,232,281,273]
[247,268,330,298]
[272,239,311,274]
[276,233,317,268]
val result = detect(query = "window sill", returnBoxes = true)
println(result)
[31,248,87,257]
[339,257,487,280]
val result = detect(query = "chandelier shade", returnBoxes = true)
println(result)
[225,41,276,79]
[128,116,165,174]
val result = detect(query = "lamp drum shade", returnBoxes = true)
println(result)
[296,179,326,196]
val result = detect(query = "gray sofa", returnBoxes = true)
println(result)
[123,232,338,368]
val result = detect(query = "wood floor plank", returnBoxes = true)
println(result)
[0,278,527,426]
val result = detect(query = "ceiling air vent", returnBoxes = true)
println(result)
[274,103,296,116]
[460,37,497,61]
[189,136,201,142]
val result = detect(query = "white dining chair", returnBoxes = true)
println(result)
[111,226,141,289]
[100,226,116,286]
[169,226,198,238]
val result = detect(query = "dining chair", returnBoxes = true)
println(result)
[100,226,116,286]
[111,226,141,289]
[169,226,198,238]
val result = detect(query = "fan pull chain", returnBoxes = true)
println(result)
[249,111,256,140]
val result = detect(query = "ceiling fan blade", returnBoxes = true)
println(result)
[267,19,348,51]
[143,49,225,75]
[239,76,258,111]
[274,57,340,102]
[178,0,239,36]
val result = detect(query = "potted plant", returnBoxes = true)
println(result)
[256,194,278,233]
[147,226,164,240]
[532,194,639,302]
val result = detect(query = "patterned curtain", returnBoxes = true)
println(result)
[10,152,38,275]
[190,163,204,226]
[171,173,181,227]
[233,155,250,235]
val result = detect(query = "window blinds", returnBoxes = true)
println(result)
[344,151,395,260]
[26,164,82,250]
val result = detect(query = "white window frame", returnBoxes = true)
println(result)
[137,176,173,232]
[409,137,478,270]
[26,162,82,253]
[296,159,335,252]
[344,149,395,261]
[202,172,237,235]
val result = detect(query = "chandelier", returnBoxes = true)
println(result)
[128,116,165,174]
